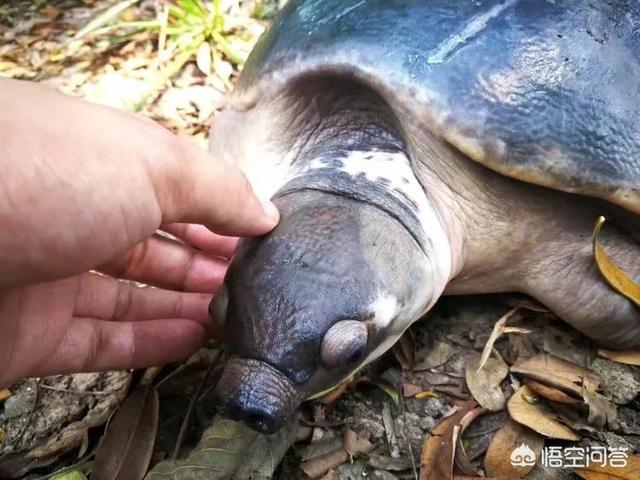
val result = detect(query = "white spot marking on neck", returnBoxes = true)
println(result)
[370,293,399,328]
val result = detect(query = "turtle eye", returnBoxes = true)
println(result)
[320,320,368,369]
[209,284,229,328]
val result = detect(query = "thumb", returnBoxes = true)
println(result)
[153,139,279,237]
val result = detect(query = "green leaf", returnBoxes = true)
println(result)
[147,416,298,479]
[50,470,88,480]
[73,0,141,40]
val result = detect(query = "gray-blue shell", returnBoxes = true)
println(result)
[234,0,640,213]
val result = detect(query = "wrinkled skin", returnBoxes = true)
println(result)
[209,0,640,433]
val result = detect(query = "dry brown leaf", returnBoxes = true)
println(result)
[484,419,545,478]
[454,477,521,480]
[40,6,61,20]
[403,383,423,397]
[507,386,580,441]
[419,401,484,480]
[301,429,373,479]
[575,452,640,479]
[319,470,339,480]
[343,428,374,459]
[465,355,509,411]
[302,450,348,479]
[454,406,489,477]
[598,349,640,366]
[582,386,618,430]
[524,379,580,405]
[299,437,344,462]
[392,333,416,370]
[414,340,455,371]
[593,216,640,307]
[92,384,159,480]
[0,389,11,402]
[510,354,600,396]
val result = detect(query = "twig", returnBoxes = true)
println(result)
[477,308,519,371]
[38,384,117,396]
[171,350,221,459]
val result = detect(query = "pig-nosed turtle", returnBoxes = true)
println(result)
[209,0,640,433]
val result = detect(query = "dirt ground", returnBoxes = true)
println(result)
[0,1,639,479]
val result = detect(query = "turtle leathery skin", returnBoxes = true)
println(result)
[208,0,640,433]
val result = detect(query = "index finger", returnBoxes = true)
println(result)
[151,141,280,237]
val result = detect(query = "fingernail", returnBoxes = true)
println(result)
[261,199,280,224]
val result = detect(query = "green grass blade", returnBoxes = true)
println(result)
[73,0,141,40]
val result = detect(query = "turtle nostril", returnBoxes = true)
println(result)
[245,410,277,434]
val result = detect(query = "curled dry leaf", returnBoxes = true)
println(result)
[301,429,374,479]
[465,355,509,411]
[343,428,374,459]
[507,386,580,441]
[524,379,580,405]
[454,405,490,477]
[598,349,640,367]
[392,333,416,370]
[484,419,545,478]
[419,401,485,480]
[478,308,520,371]
[510,354,600,397]
[592,216,640,307]
[574,452,640,480]
[93,383,159,480]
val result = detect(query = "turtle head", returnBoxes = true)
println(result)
[211,189,441,433]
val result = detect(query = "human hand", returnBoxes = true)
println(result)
[0,79,278,387]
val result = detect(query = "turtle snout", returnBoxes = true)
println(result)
[213,358,301,434]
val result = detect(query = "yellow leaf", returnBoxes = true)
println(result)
[507,386,581,441]
[415,390,439,400]
[510,353,600,397]
[0,389,10,401]
[466,355,509,411]
[419,401,483,480]
[484,419,544,478]
[575,453,640,479]
[593,216,640,307]
[598,349,640,366]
